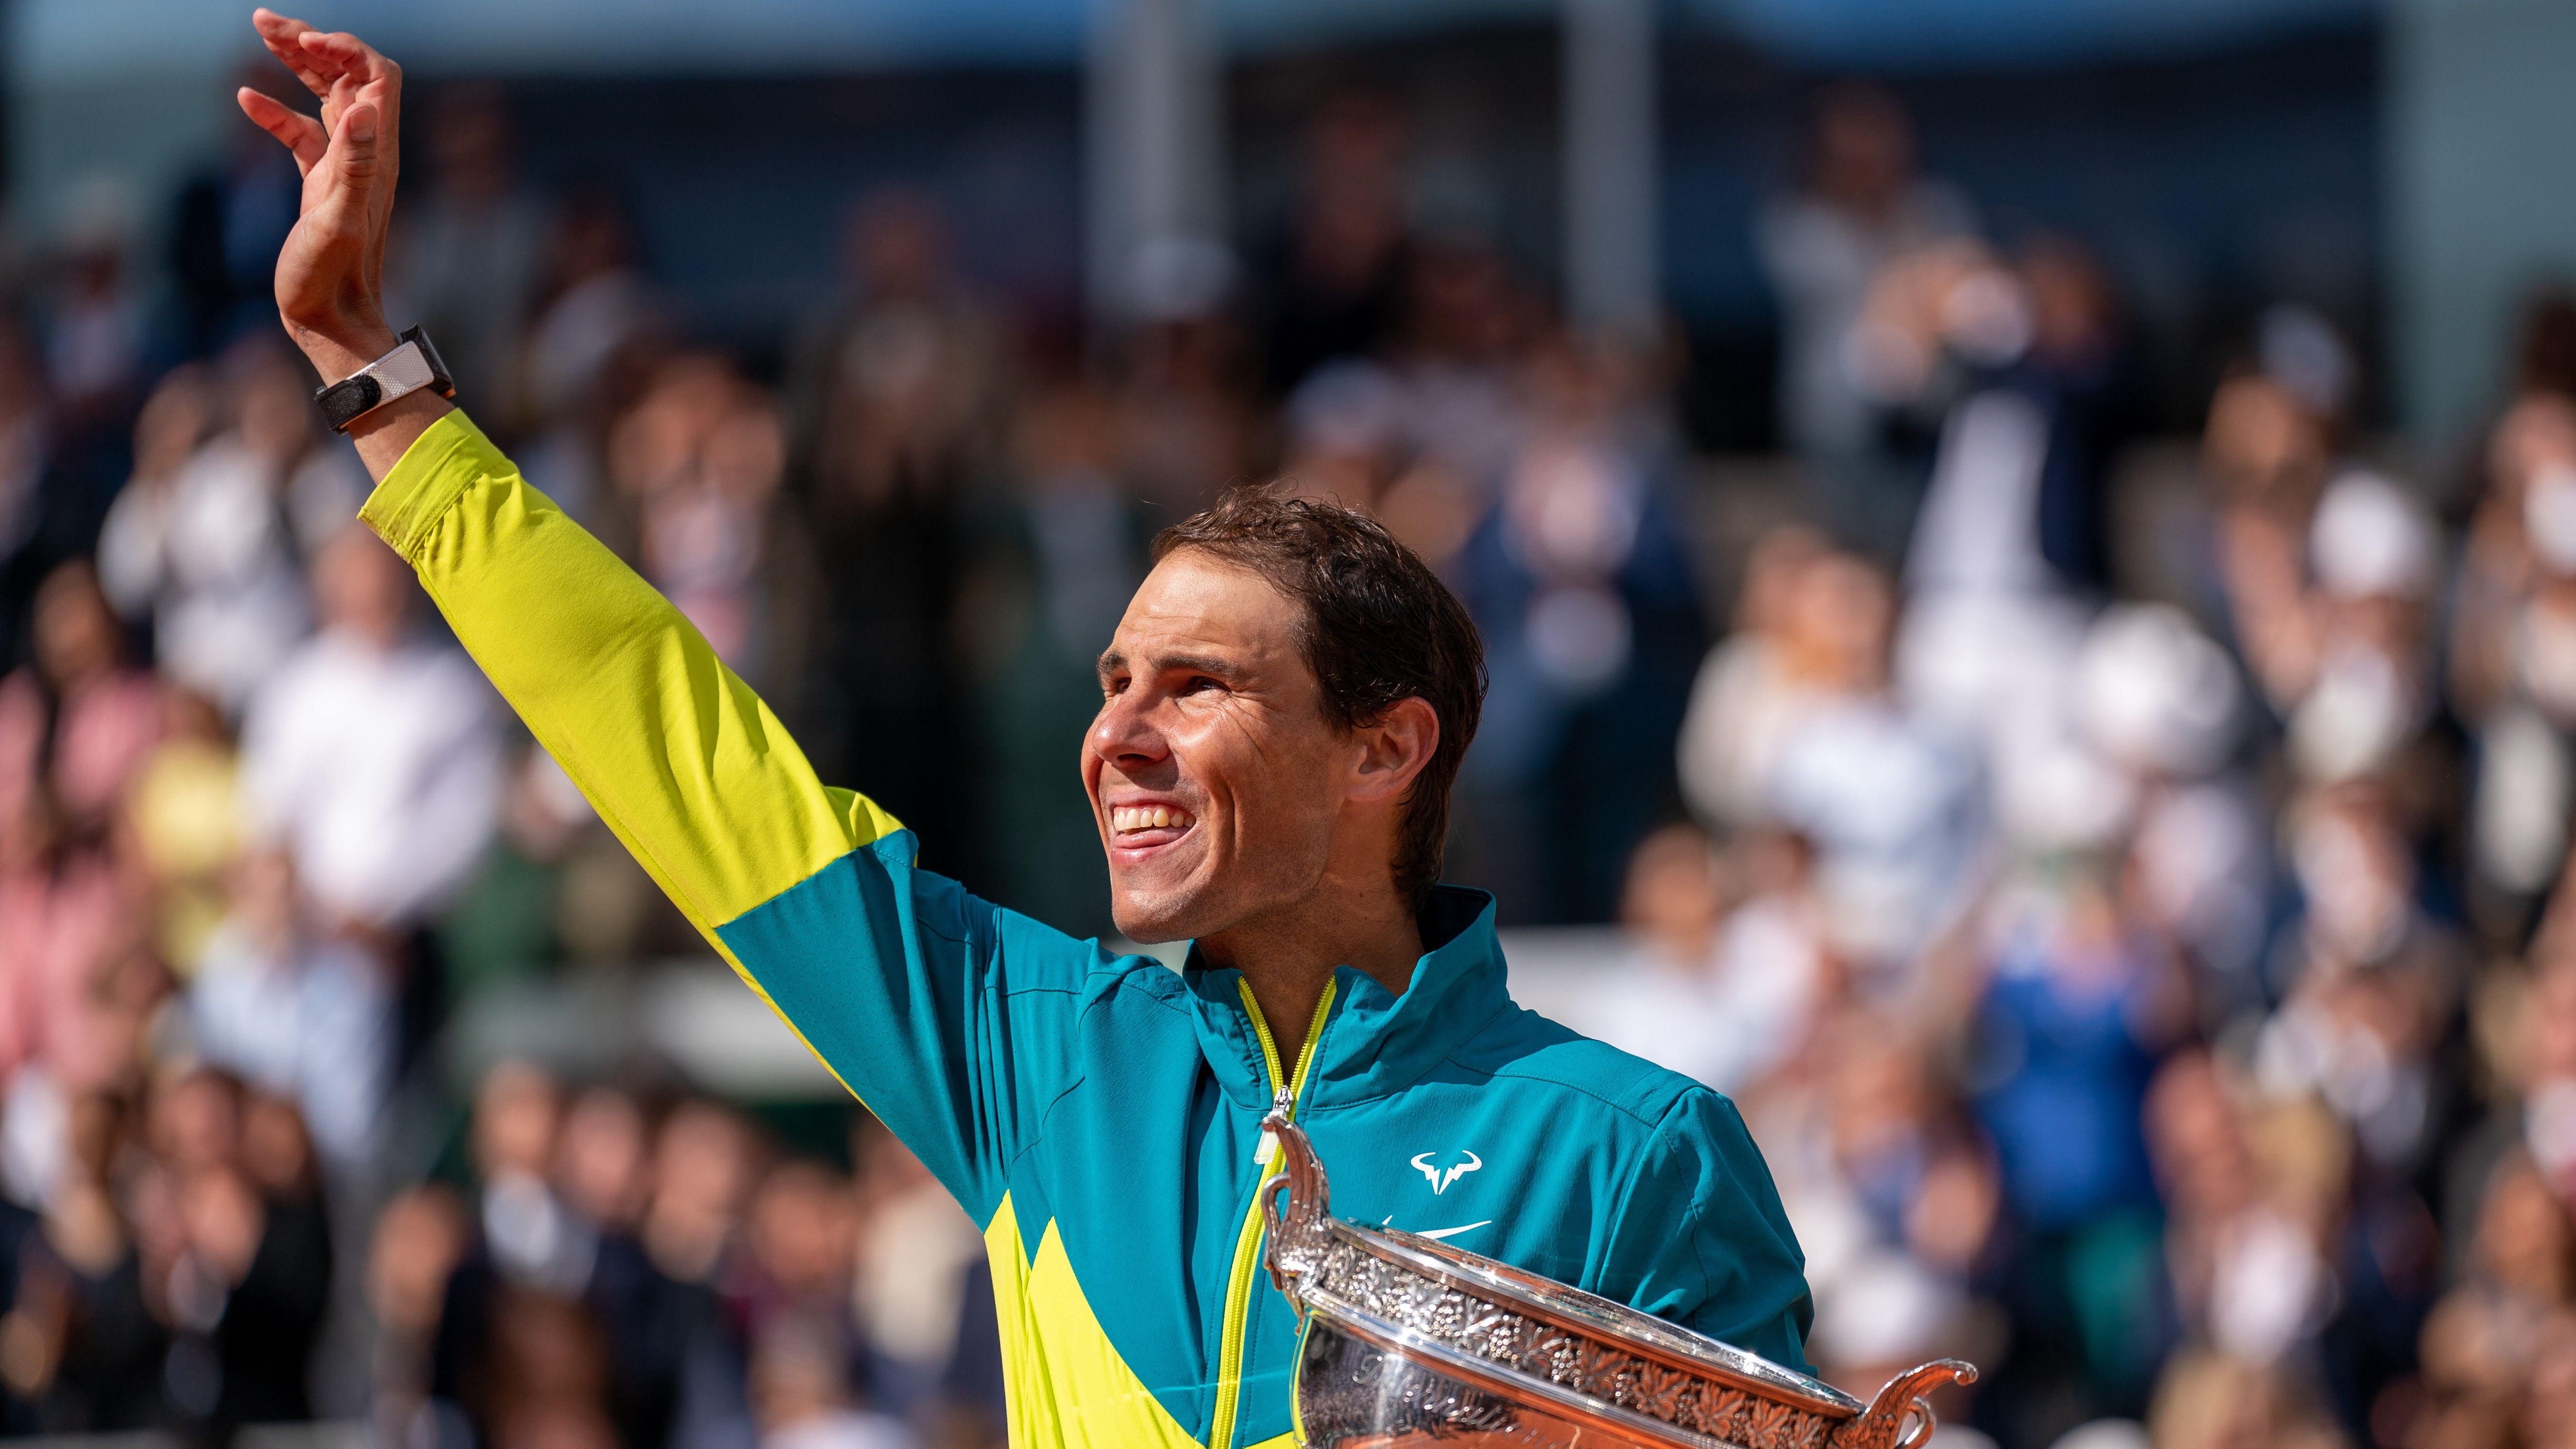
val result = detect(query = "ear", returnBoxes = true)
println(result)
[1347,697,1440,806]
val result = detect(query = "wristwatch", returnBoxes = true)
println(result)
[313,326,455,433]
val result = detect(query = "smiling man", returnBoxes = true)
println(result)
[239,11,1813,1446]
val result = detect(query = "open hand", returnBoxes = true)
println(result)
[237,8,403,382]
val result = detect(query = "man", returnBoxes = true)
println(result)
[237,13,1813,1447]
[240,522,500,936]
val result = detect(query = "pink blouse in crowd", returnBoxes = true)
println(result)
[0,666,164,1088]
[0,666,164,830]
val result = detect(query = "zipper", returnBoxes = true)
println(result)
[1209,976,1337,1449]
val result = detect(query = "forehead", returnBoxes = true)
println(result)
[1110,549,1306,667]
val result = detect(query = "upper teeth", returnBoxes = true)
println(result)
[1113,806,1193,833]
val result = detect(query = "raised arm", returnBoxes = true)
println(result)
[244,12,1060,1223]
[356,413,897,929]
[240,9,893,923]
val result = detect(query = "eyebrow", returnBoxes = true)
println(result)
[1096,649,1239,682]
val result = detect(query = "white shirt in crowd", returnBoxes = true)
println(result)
[241,629,503,930]
[1767,696,1983,967]
[97,439,365,711]
[762,1410,917,1449]
[1572,897,1825,1096]
[1756,180,1975,460]
[190,919,391,1169]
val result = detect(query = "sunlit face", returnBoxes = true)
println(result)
[1087,551,1346,944]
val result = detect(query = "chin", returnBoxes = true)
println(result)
[1109,871,1236,946]
[1110,893,1193,947]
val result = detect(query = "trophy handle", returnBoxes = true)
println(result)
[1829,1360,1978,1449]
[1260,1111,1333,1301]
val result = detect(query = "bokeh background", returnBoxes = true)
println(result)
[2,1,2574,1448]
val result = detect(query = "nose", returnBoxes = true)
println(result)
[1089,686,1170,769]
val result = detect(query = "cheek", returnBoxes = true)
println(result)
[1205,723,1338,839]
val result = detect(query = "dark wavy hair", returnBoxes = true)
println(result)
[1152,487,1486,907]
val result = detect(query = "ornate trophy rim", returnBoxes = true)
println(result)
[1259,1111,1977,1449]
[1295,1283,1737,1449]
[1338,1215,1866,1416]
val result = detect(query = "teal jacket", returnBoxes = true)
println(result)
[363,411,1814,1449]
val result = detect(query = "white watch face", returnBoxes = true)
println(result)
[369,341,436,396]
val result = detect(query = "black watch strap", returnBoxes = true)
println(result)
[314,326,455,433]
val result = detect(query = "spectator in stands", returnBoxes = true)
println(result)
[176,1080,335,1435]
[0,321,76,681]
[621,1098,757,1449]
[1451,332,1708,921]
[0,563,158,1114]
[1385,238,1527,494]
[238,522,499,963]
[2070,603,2264,992]
[609,354,811,700]
[1748,1013,1996,1406]
[167,61,304,355]
[388,84,549,425]
[795,190,1003,521]
[0,558,160,847]
[98,343,365,712]
[1678,524,1836,829]
[1573,822,1826,1096]
[434,1062,594,1442]
[1963,834,2185,1418]
[1687,543,1979,973]
[1883,237,2141,787]
[555,1087,649,1240]
[2144,1345,2346,1449]
[1756,83,1976,559]
[37,177,150,451]
[795,191,999,862]
[521,185,663,438]
[737,1161,865,1409]
[850,1119,998,1432]
[1250,90,1416,397]
[2412,1153,2572,1446]
[122,684,246,974]
[973,379,1145,934]
[1110,237,1267,520]
[6,1090,166,1432]
[2457,373,2576,929]
[368,1184,470,1448]
[188,846,392,1173]
[750,1311,918,1449]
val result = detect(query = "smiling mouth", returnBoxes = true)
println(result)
[1109,804,1197,846]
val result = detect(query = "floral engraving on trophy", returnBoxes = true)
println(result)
[1264,1117,1975,1449]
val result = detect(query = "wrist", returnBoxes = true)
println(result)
[290,318,399,385]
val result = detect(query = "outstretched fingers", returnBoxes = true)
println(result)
[295,27,401,165]
[236,88,327,177]
[250,9,335,102]
[297,28,402,103]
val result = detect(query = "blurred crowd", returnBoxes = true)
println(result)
[1559,86,2576,1449]
[0,55,2566,1449]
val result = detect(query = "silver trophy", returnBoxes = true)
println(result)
[1260,1112,1976,1449]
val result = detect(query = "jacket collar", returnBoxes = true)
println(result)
[1181,886,1514,1111]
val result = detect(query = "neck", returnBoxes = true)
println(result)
[1198,870,1422,1075]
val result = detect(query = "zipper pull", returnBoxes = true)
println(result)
[1254,1085,1293,1165]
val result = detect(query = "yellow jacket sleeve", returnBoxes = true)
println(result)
[359,410,904,940]
[364,411,1115,1229]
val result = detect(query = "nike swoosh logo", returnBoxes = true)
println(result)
[1415,1221,1493,1242]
